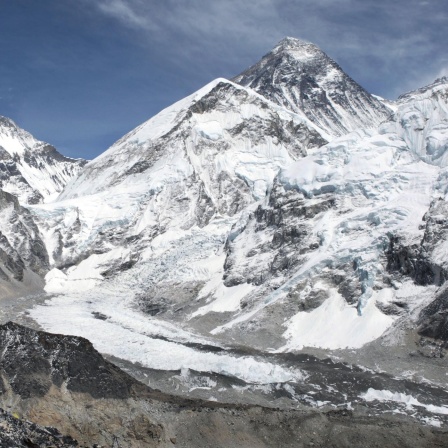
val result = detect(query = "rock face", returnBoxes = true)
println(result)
[222,178,334,290]
[233,37,391,138]
[0,321,137,400]
[0,189,48,298]
[386,198,448,344]
[0,321,165,447]
[0,116,86,204]
[419,284,448,343]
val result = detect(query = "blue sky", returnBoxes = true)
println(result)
[1,0,447,159]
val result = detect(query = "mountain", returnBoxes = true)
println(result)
[2,39,448,439]
[59,77,325,200]
[0,116,86,204]
[233,37,391,138]
[0,116,84,298]
[215,75,448,351]
[23,72,448,400]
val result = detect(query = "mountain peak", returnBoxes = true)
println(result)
[0,115,18,130]
[0,114,87,204]
[233,38,390,138]
[268,37,325,65]
[397,75,448,103]
[272,37,320,56]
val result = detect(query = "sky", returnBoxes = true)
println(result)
[0,0,447,160]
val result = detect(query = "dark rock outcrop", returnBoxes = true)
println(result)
[1,322,447,447]
[419,285,448,343]
[0,321,136,400]
[222,178,334,289]
[0,408,78,448]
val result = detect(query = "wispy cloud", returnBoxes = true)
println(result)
[76,0,448,98]
[96,0,150,30]
[436,67,448,78]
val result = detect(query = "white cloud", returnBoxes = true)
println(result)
[96,0,150,30]
[88,0,448,98]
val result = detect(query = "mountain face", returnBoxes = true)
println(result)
[0,116,86,205]
[0,116,82,297]
[60,78,325,200]
[233,37,391,138]
[25,60,448,351]
[214,76,448,350]
[35,78,325,272]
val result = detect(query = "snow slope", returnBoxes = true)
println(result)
[24,77,329,381]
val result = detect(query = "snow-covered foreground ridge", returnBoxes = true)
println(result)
[1,38,442,378]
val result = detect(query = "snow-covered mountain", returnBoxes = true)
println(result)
[24,70,448,369]
[216,75,448,350]
[233,37,391,138]
[37,78,325,270]
[2,40,448,426]
[0,116,86,204]
[0,116,85,298]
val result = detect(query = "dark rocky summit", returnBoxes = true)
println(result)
[234,37,391,137]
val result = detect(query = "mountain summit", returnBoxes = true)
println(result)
[233,37,391,138]
[0,116,86,204]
